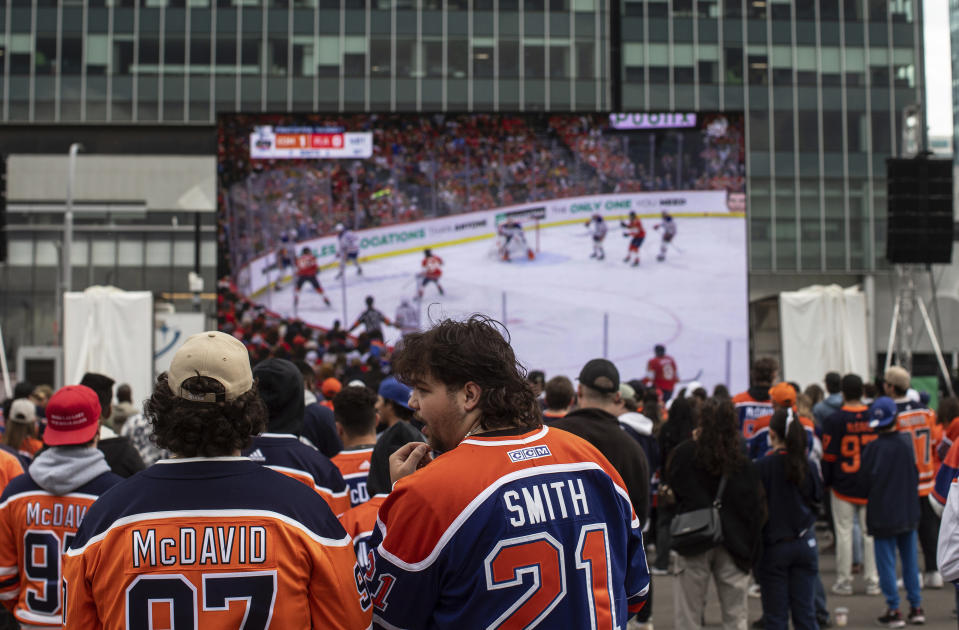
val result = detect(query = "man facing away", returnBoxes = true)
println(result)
[365,316,649,628]
[822,373,881,596]
[63,331,371,629]
[0,385,122,629]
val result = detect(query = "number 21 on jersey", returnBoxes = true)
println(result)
[484,524,619,630]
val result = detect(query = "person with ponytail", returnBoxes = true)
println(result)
[755,407,823,630]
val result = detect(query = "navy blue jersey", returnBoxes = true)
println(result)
[244,433,349,514]
[822,404,875,503]
[365,427,649,629]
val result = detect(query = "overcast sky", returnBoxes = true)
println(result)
[925,0,952,139]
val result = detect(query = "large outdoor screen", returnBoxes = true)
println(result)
[218,112,748,391]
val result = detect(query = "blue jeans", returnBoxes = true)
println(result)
[757,532,819,630]
[874,531,921,611]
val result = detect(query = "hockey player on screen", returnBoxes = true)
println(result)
[654,211,678,261]
[619,211,645,266]
[586,214,608,260]
[418,248,445,298]
[334,223,362,279]
[294,247,332,308]
[497,219,535,262]
[646,344,679,401]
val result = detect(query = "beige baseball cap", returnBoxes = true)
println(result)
[168,331,253,402]
[884,366,911,391]
[8,399,37,424]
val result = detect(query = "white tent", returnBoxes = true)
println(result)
[779,284,870,388]
[63,287,153,405]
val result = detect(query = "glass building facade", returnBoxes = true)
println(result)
[0,0,925,351]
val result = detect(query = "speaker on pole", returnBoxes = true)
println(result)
[886,155,953,264]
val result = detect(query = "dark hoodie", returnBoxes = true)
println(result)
[242,359,348,513]
[253,358,305,435]
[547,407,650,523]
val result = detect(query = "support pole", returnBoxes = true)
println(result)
[501,291,507,324]
[0,323,11,399]
[602,313,609,359]
[725,338,732,390]
[884,297,901,372]
[916,298,956,397]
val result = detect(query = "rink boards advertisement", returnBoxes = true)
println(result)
[234,189,736,297]
[219,112,750,390]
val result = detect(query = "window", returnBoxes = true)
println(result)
[473,46,493,78]
[725,47,743,84]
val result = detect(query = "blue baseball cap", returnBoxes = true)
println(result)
[378,377,412,410]
[869,396,898,429]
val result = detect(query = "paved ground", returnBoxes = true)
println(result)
[643,538,957,629]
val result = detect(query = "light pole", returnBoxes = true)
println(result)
[63,143,83,293]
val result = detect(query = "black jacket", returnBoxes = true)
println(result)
[98,436,146,478]
[547,407,650,524]
[666,439,766,572]
[861,431,919,538]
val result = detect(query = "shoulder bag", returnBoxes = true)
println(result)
[669,474,727,551]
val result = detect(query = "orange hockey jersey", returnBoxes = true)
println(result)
[331,447,373,510]
[0,452,120,628]
[63,457,371,629]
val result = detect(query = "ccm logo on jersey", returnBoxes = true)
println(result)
[507,445,552,463]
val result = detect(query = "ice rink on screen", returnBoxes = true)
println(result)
[256,216,750,391]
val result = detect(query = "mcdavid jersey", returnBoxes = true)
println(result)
[894,399,939,497]
[296,253,319,277]
[746,413,819,461]
[339,495,387,573]
[365,426,649,629]
[0,470,121,628]
[331,448,373,510]
[732,391,775,438]
[243,433,350,516]
[933,438,959,506]
[63,458,372,630]
[422,255,443,279]
[821,404,876,504]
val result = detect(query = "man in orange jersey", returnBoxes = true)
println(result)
[883,366,944,588]
[822,373,880,596]
[331,386,378,509]
[63,332,371,629]
[732,357,778,439]
[0,385,121,628]
[243,358,349,515]
[366,317,649,628]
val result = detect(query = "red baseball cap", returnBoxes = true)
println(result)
[44,385,101,446]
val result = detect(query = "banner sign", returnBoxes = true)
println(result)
[608,113,698,130]
[250,126,374,159]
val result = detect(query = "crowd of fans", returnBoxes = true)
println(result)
[0,314,958,627]
[218,113,747,275]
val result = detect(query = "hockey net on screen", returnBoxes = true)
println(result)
[489,218,540,261]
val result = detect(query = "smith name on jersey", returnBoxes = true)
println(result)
[365,427,649,629]
[63,458,371,629]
